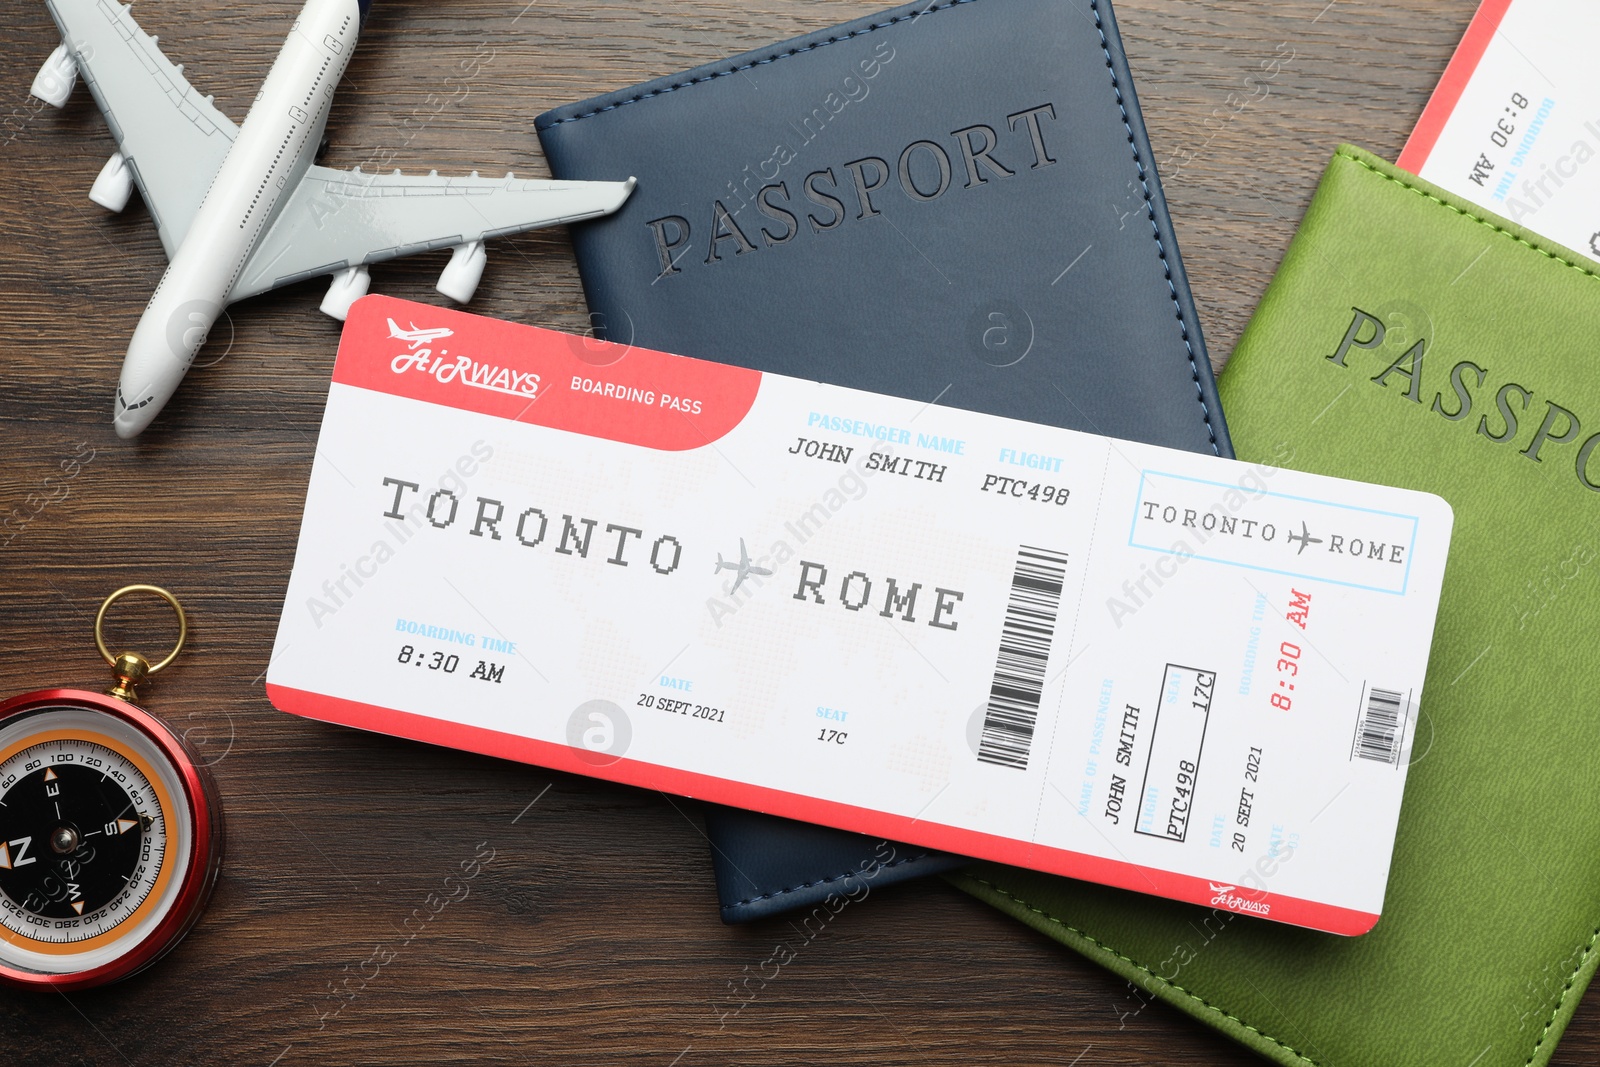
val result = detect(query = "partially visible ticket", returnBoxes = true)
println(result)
[1400,0,1600,262]
[267,296,1453,934]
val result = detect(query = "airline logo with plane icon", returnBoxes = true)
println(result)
[1208,882,1271,916]
[387,318,541,401]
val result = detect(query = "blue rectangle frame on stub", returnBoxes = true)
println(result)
[1128,471,1422,596]
[536,0,1231,922]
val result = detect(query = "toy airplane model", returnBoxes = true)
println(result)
[31,0,635,438]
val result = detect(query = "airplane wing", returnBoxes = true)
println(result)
[229,166,636,303]
[44,0,238,257]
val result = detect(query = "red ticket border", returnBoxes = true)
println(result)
[267,683,1382,936]
[1398,0,1517,173]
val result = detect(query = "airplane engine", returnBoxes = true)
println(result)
[31,43,78,108]
[89,152,135,212]
[319,265,371,321]
[436,241,487,304]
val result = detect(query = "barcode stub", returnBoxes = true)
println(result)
[977,546,1071,770]
[1353,685,1406,765]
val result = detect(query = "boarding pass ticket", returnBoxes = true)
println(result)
[268,296,1453,934]
[1400,0,1600,263]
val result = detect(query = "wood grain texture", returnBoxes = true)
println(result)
[0,1,1593,1064]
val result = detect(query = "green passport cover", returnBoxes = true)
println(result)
[952,145,1600,1066]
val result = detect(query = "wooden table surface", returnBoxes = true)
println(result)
[2,0,1593,1064]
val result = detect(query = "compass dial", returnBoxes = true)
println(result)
[0,736,169,944]
[0,702,202,982]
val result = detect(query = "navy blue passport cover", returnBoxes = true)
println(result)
[536,0,1232,923]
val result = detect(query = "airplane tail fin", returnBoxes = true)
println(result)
[714,554,727,571]
[386,317,404,337]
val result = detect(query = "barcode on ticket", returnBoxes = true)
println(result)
[1352,685,1407,766]
[976,546,1072,770]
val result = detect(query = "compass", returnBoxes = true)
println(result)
[0,585,222,990]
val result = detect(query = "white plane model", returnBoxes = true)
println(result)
[714,539,774,595]
[388,319,453,351]
[30,0,635,438]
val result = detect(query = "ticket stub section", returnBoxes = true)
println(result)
[1401,0,1600,263]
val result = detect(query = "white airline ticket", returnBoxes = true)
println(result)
[1399,0,1600,263]
[268,295,1454,934]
